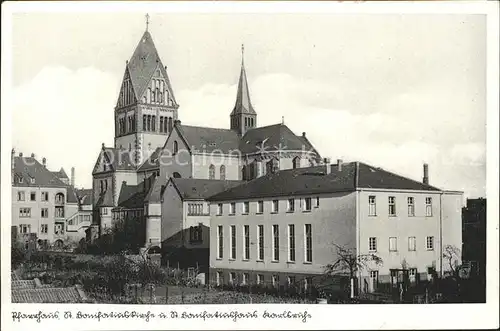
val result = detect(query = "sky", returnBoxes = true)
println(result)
[10,12,486,198]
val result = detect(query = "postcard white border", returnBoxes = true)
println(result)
[2,1,499,330]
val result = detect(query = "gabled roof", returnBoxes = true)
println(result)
[93,147,137,175]
[178,125,240,154]
[51,167,69,179]
[239,123,310,155]
[126,31,177,105]
[145,176,165,203]
[169,178,244,200]
[115,174,157,209]
[94,189,114,207]
[12,156,67,188]
[230,55,255,115]
[76,189,93,206]
[207,162,441,202]
[137,147,162,172]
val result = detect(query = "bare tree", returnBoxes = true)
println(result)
[324,243,383,298]
[442,244,463,281]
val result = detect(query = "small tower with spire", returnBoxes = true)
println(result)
[230,44,257,136]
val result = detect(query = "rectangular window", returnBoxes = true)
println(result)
[229,272,236,285]
[17,191,25,201]
[41,192,48,201]
[217,203,223,216]
[407,197,415,216]
[304,197,312,211]
[257,201,264,214]
[426,236,434,250]
[217,225,223,259]
[288,224,296,262]
[243,225,250,260]
[388,196,396,216]
[368,196,376,216]
[287,199,295,212]
[243,201,249,214]
[230,225,236,259]
[40,224,48,234]
[272,225,279,261]
[425,197,433,216]
[408,236,416,251]
[389,237,397,252]
[229,202,236,215]
[315,197,320,208]
[30,192,36,201]
[305,224,312,263]
[257,274,263,285]
[41,208,48,218]
[257,225,264,260]
[370,270,379,284]
[19,224,31,234]
[287,276,296,286]
[242,273,249,285]
[409,268,417,282]
[369,237,377,252]
[19,208,31,218]
[272,200,279,213]
[272,275,279,288]
[216,271,222,286]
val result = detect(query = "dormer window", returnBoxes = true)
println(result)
[30,178,35,184]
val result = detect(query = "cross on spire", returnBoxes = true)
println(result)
[145,13,150,31]
[241,44,245,66]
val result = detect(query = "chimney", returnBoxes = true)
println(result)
[31,153,35,158]
[42,157,47,168]
[323,157,331,175]
[302,132,306,137]
[337,159,343,172]
[423,163,429,185]
[71,167,75,187]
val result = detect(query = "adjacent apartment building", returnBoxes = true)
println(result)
[207,160,463,293]
[11,150,91,249]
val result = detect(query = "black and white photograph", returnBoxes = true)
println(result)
[2,1,499,330]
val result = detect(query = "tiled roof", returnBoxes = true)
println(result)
[94,189,114,207]
[137,147,162,172]
[76,188,93,205]
[207,162,441,201]
[66,185,80,204]
[92,147,137,175]
[12,156,67,188]
[297,134,322,162]
[170,178,244,200]
[145,176,164,203]
[178,125,240,154]
[127,31,177,105]
[115,175,158,209]
[239,123,309,155]
[12,286,86,303]
[230,61,256,115]
[11,279,37,290]
[51,167,69,179]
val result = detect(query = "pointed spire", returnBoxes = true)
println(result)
[145,13,150,32]
[231,44,256,115]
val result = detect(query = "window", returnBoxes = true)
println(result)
[229,202,236,215]
[257,200,264,214]
[41,192,48,202]
[425,197,433,216]
[230,225,236,260]
[409,268,417,282]
[272,200,279,213]
[370,270,379,284]
[54,223,64,235]
[287,199,295,212]
[388,196,396,216]
[426,236,434,250]
[257,225,264,260]
[188,203,203,216]
[243,201,249,214]
[209,164,215,180]
[243,225,250,260]
[368,196,376,216]
[292,156,300,169]
[408,236,416,251]
[304,278,311,291]
[305,224,312,263]
[287,276,296,286]
[217,226,223,259]
[19,224,31,234]
[229,272,236,285]
[41,208,48,218]
[288,224,296,262]
[30,178,35,184]
[220,165,226,180]
[315,197,320,208]
[19,208,31,218]
[304,197,312,211]
[55,193,65,204]
[189,224,203,243]
[217,203,223,216]
[40,224,48,234]
[242,273,249,285]
[272,275,279,287]
[407,197,415,216]
[173,141,178,155]
[389,237,397,252]
[272,225,280,261]
[369,237,377,252]
[160,117,164,132]
[216,272,223,286]
[30,192,36,201]
[257,274,264,285]
[17,191,25,201]
[101,208,107,215]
